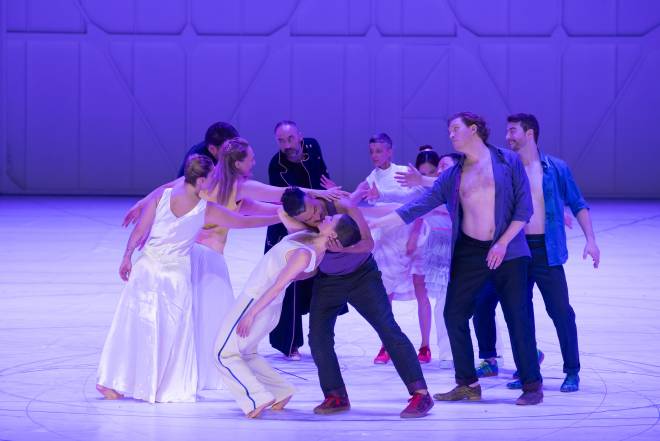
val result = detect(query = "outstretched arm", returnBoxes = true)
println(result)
[395,164,436,188]
[238,179,349,203]
[205,202,279,229]
[122,177,183,227]
[236,249,312,337]
[238,198,279,216]
[119,195,159,281]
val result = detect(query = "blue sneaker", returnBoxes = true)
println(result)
[560,374,580,392]
[512,349,545,379]
[476,359,498,378]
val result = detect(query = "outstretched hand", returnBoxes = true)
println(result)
[122,200,144,227]
[349,181,370,203]
[312,187,350,201]
[320,175,338,190]
[395,164,423,188]
[365,183,380,202]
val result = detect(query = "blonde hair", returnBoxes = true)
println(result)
[183,154,214,185]
[208,137,250,205]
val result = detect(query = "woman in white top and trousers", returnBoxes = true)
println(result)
[214,200,362,418]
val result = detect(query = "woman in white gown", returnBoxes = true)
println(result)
[122,138,347,392]
[96,155,279,403]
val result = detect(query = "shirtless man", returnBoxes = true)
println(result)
[371,112,543,405]
[472,113,600,393]
[279,188,433,418]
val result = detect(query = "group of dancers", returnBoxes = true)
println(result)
[95,111,600,418]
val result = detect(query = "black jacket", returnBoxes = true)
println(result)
[265,137,329,251]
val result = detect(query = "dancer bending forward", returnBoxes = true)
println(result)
[214,206,361,418]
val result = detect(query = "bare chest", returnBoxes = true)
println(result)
[459,163,495,205]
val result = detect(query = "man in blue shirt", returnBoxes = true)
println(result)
[371,112,543,405]
[472,114,600,393]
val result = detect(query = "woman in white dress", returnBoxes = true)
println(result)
[215,199,362,418]
[122,138,347,391]
[96,155,280,403]
[408,148,458,365]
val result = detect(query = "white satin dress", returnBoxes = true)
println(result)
[97,189,206,403]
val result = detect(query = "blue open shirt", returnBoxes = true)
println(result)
[396,145,533,263]
[538,150,589,266]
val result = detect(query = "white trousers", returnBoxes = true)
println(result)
[214,293,295,415]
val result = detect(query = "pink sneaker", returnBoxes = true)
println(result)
[418,346,432,364]
[373,346,390,364]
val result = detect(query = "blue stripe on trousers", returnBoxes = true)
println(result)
[217,299,256,411]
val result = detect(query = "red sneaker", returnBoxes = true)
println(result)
[313,395,351,415]
[400,392,434,418]
[417,346,432,364]
[374,346,390,364]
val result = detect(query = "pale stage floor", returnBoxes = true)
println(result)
[1,196,659,441]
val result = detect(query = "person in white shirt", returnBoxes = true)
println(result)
[358,133,426,364]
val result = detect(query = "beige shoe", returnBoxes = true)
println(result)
[433,384,481,402]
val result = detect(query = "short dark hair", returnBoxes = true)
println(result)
[274,120,299,133]
[281,187,307,217]
[183,154,214,185]
[415,147,440,170]
[507,113,540,143]
[205,122,239,148]
[448,112,490,142]
[368,133,393,148]
[334,214,361,248]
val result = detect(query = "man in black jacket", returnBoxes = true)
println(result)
[265,120,339,359]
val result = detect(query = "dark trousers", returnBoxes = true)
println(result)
[473,234,580,375]
[445,233,542,391]
[472,281,499,360]
[269,278,313,356]
[309,256,427,397]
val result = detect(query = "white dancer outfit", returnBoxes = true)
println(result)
[411,209,452,360]
[192,183,241,391]
[97,189,206,403]
[366,163,423,299]
[214,234,317,415]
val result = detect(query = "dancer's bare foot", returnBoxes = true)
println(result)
[247,399,275,419]
[271,395,292,411]
[96,384,123,400]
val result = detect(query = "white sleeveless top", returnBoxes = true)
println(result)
[143,188,207,261]
[242,233,317,305]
